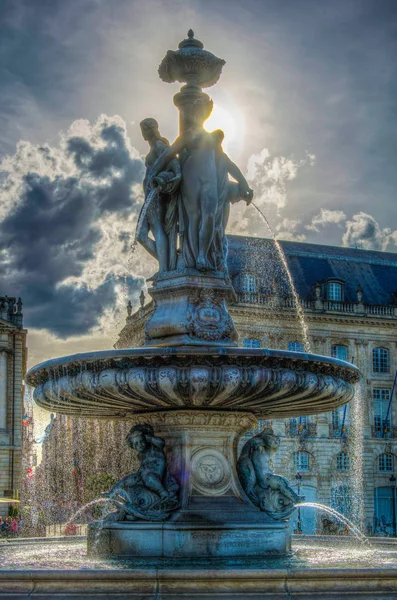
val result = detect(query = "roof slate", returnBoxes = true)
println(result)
[227,235,397,306]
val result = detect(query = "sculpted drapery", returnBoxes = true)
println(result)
[137,111,253,275]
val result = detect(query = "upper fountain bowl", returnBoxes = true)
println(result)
[25,346,360,420]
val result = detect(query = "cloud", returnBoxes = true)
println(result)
[228,148,314,240]
[0,114,146,338]
[342,211,397,251]
[246,148,302,212]
[306,208,347,232]
[275,218,306,242]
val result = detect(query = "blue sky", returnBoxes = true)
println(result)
[1,0,397,366]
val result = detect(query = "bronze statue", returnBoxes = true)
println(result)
[145,110,253,273]
[237,431,303,520]
[136,118,181,272]
[103,423,179,521]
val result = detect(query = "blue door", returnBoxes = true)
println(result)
[289,485,317,534]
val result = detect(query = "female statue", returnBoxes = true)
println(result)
[146,103,253,273]
[135,118,181,273]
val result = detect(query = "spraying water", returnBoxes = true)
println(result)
[65,498,109,528]
[296,502,370,546]
[349,379,365,530]
[251,203,311,353]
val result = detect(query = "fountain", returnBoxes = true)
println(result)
[17,30,373,595]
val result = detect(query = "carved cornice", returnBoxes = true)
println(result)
[0,345,13,354]
[125,410,257,433]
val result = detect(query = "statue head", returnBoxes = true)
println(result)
[140,118,160,141]
[126,423,154,452]
[212,129,225,148]
[255,431,280,454]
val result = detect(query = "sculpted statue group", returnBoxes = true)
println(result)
[136,107,253,275]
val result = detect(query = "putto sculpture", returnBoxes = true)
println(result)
[103,423,179,522]
[238,431,303,520]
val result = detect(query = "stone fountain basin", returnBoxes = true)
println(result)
[25,347,360,419]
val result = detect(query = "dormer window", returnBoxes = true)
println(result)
[328,282,342,301]
[241,274,257,293]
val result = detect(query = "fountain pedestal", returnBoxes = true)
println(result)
[144,272,238,347]
[88,410,290,558]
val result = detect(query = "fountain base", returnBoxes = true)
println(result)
[88,410,293,558]
[88,496,290,558]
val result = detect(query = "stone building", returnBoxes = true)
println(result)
[0,296,27,518]
[116,236,397,535]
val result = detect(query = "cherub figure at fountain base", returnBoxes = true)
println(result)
[237,431,304,520]
[102,423,179,522]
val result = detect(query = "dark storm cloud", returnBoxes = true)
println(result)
[0,115,145,337]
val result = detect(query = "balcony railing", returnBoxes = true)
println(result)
[371,426,397,439]
[330,426,350,438]
[235,292,397,319]
[285,422,317,438]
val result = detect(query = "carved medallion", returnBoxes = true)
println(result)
[187,289,236,342]
[191,449,231,495]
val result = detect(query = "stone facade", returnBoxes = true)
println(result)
[116,237,397,535]
[0,296,27,518]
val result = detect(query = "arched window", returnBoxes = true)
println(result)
[288,341,304,352]
[379,453,394,472]
[241,274,257,293]
[336,452,350,471]
[373,348,389,373]
[293,451,309,471]
[331,345,348,362]
[328,282,342,301]
[243,339,261,349]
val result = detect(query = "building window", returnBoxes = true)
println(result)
[379,453,394,472]
[331,485,353,520]
[332,404,350,434]
[373,388,391,436]
[288,341,304,352]
[336,452,350,471]
[243,339,261,349]
[373,348,389,373]
[293,451,309,471]
[241,274,257,293]
[328,282,342,301]
[331,345,348,362]
[289,416,308,436]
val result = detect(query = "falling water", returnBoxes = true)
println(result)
[296,502,370,546]
[251,203,311,353]
[349,379,365,530]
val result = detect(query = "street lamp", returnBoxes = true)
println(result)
[390,474,396,537]
[296,472,303,534]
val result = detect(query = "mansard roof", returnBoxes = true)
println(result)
[227,235,397,306]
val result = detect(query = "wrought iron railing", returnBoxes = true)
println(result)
[285,423,317,438]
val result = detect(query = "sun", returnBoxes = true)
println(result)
[204,103,244,155]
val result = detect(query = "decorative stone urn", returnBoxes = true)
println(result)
[25,31,361,560]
